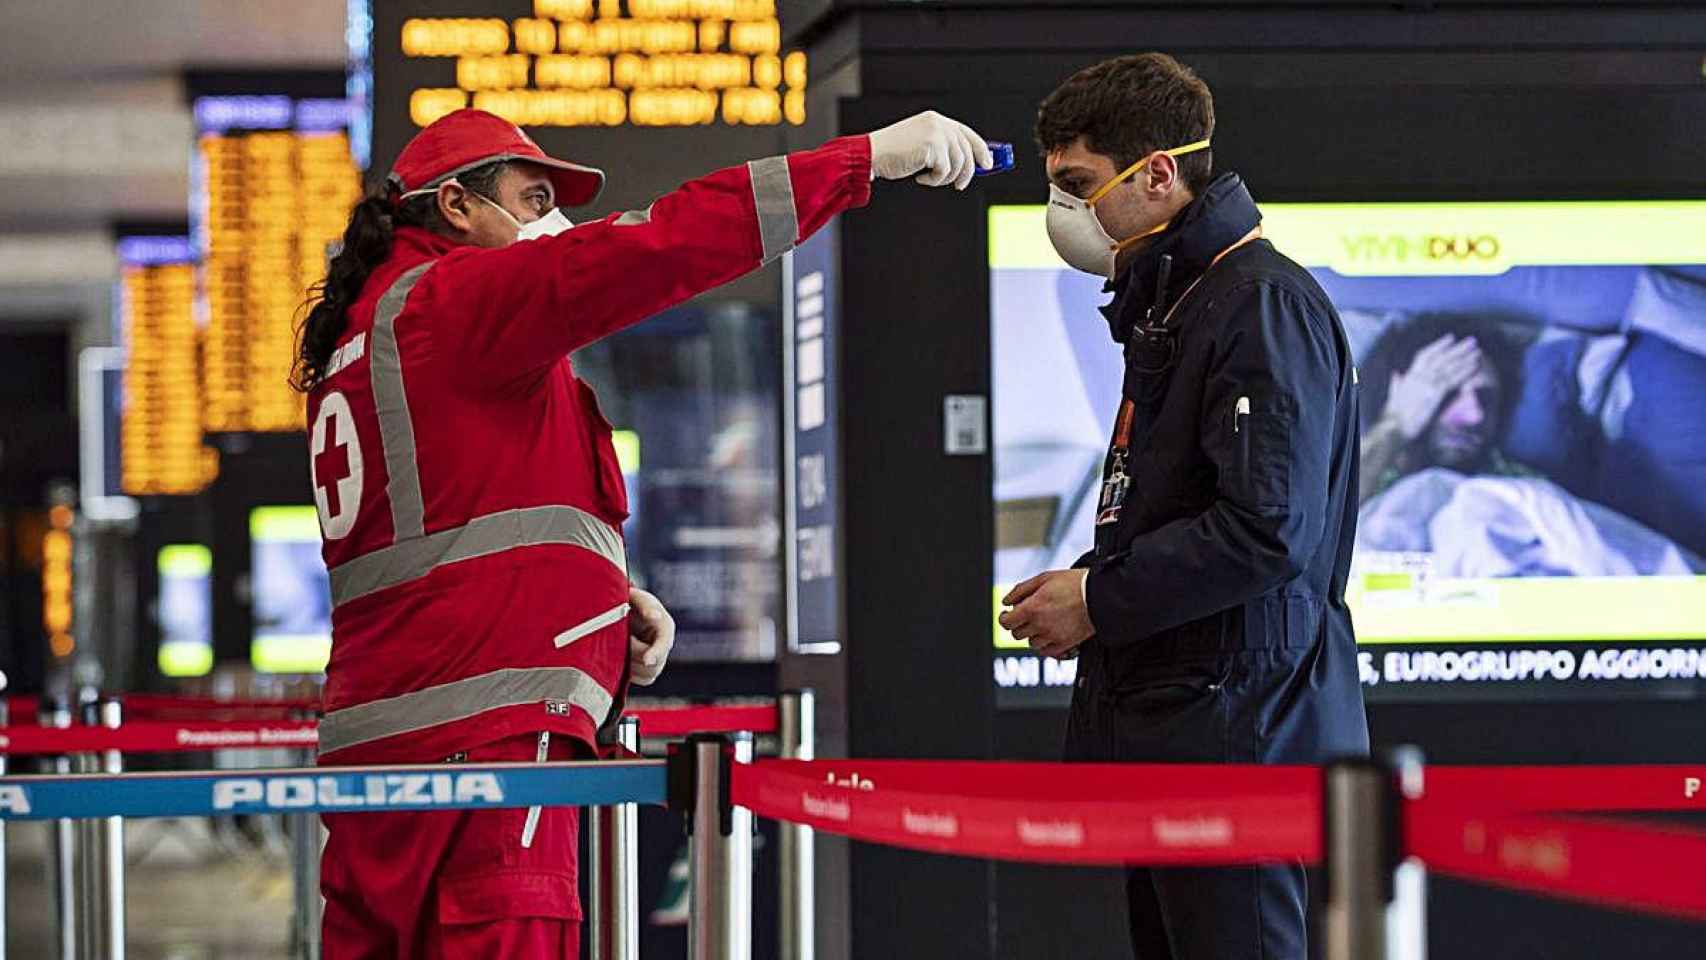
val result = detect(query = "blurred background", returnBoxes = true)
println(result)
[1,1,1704,958]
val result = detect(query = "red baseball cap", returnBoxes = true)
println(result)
[386,109,605,208]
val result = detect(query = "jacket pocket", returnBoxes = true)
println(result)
[1231,392,1291,511]
[576,378,630,522]
[437,867,582,929]
[1103,661,1231,763]
[1109,664,1228,709]
[435,796,583,940]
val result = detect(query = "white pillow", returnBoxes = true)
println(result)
[1624,268,1706,360]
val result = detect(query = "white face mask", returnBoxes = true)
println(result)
[399,180,574,243]
[477,193,574,242]
[1045,183,1127,279]
[1044,139,1211,278]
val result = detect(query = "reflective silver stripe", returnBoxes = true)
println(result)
[317,666,614,755]
[328,503,626,606]
[554,602,630,649]
[371,262,433,542]
[748,155,798,264]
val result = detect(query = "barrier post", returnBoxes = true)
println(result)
[686,732,753,960]
[589,716,641,960]
[96,699,125,960]
[72,688,100,960]
[1386,748,1427,960]
[74,695,123,960]
[288,739,321,960]
[1323,757,1403,960]
[43,696,76,960]
[74,697,98,960]
[777,690,814,960]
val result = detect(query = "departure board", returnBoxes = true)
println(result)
[117,237,219,496]
[389,1,806,129]
[44,502,75,659]
[194,96,362,433]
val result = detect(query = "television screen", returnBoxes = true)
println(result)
[250,505,332,674]
[991,201,1706,706]
[575,302,783,662]
[156,544,213,678]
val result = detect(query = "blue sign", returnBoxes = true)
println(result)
[116,236,196,267]
[192,95,295,133]
[0,760,665,822]
[296,98,355,133]
[785,228,841,654]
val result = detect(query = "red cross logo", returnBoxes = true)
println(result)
[311,391,363,540]
[315,414,352,517]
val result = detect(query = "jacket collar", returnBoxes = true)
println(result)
[393,225,464,261]
[1098,172,1262,343]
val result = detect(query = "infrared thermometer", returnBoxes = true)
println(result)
[976,141,1016,176]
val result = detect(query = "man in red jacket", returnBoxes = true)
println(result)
[297,107,991,957]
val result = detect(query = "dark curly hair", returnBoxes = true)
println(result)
[292,160,509,392]
[1358,312,1531,436]
[1034,53,1215,195]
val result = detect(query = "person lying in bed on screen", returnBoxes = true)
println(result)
[1357,312,1536,504]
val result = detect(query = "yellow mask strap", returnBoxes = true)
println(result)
[1085,139,1212,206]
[1113,218,1172,253]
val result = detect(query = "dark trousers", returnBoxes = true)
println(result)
[1065,642,1367,960]
[1124,864,1307,960]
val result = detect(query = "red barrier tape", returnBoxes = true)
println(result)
[731,759,1320,866]
[5,694,319,724]
[120,694,319,716]
[0,720,318,756]
[0,705,773,755]
[626,705,778,737]
[1408,803,1706,922]
[6,697,778,733]
[1424,765,1706,814]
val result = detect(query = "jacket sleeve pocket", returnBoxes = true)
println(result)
[1231,392,1292,512]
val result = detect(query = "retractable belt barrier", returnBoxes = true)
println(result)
[627,705,779,737]
[3,691,1701,960]
[0,701,779,757]
[1407,804,1706,922]
[5,696,778,730]
[1405,764,1706,923]
[721,758,1706,925]
[0,759,664,821]
[732,759,1321,866]
[1422,763,1706,814]
[0,693,806,960]
[5,694,320,725]
[0,720,319,756]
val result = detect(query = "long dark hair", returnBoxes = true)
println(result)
[293,160,509,392]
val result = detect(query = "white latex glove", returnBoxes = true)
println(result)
[867,110,995,191]
[627,587,675,686]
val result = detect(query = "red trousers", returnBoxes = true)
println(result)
[321,736,582,959]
